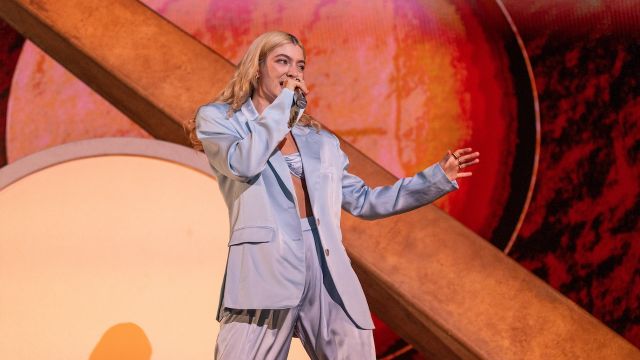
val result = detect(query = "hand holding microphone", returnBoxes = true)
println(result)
[283,75,309,127]
[283,75,308,108]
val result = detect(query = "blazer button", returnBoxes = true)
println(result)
[316,218,320,226]
[324,248,330,257]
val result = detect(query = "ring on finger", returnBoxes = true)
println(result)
[452,152,460,160]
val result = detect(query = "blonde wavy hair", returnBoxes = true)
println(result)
[185,31,321,151]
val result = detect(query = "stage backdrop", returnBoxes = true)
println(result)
[0,0,638,358]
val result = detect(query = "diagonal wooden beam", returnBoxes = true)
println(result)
[1,1,638,358]
[0,0,233,145]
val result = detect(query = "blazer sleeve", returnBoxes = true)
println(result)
[195,89,294,182]
[337,138,459,220]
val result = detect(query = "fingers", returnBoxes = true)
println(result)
[450,148,479,170]
[283,76,309,95]
[458,158,480,169]
[447,147,479,180]
[297,80,309,95]
[451,148,474,158]
[458,151,480,162]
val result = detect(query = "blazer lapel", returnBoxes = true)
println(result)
[292,125,322,206]
[267,150,297,204]
[265,125,321,208]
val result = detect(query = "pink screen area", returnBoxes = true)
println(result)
[7,0,519,242]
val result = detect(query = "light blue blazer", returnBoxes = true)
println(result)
[195,88,458,330]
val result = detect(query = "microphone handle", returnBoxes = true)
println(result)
[294,88,307,109]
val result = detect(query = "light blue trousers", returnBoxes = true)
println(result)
[215,216,375,360]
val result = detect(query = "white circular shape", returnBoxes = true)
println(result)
[0,138,308,359]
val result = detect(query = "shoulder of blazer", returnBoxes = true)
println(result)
[311,128,339,144]
[196,102,245,134]
[197,102,230,122]
[322,129,341,149]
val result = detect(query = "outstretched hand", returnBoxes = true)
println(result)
[438,148,480,181]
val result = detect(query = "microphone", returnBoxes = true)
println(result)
[293,88,307,109]
[289,88,307,128]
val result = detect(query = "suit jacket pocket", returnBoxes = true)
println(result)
[228,226,275,246]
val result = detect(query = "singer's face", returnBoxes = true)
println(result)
[257,43,305,103]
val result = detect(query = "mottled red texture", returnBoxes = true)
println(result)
[503,1,640,348]
[440,1,521,244]
[0,20,24,166]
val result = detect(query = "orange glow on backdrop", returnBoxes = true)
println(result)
[7,0,528,243]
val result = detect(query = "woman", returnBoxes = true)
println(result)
[188,31,479,359]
